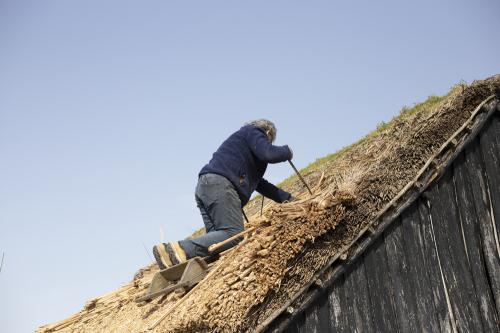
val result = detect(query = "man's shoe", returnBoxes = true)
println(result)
[153,243,173,269]
[152,242,188,269]
[166,241,187,265]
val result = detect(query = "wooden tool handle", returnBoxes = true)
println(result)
[208,227,255,253]
[288,160,313,195]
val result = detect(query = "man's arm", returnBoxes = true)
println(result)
[246,127,292,163]
[256,178,291,203]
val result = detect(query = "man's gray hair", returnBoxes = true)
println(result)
[245,119,277,142]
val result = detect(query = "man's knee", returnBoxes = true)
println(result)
[227,224,244,236]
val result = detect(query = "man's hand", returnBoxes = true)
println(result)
[284,195,298,203]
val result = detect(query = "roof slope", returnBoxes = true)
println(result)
[38,75,500,333]
[265,95,500,332]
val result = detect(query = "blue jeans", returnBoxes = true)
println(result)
[179,173,244,258]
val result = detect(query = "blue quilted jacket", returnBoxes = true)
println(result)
[199,125,292,206]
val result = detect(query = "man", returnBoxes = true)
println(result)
[153,119,293,269]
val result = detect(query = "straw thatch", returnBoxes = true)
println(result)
[38,75,500,333]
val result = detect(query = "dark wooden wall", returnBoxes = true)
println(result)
[280,114,500,333]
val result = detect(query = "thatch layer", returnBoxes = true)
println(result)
[38,75,500,333]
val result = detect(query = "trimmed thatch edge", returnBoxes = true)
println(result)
[255,95,499,333]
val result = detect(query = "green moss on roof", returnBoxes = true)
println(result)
[275,90,455,190]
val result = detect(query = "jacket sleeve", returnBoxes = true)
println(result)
[246,127,292,163]
[256,178,292,203]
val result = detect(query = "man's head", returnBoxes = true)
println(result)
[245,119,277,142]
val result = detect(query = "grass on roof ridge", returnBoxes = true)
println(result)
[274,88,458,190]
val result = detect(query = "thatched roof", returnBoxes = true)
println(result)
[38,75,500,333]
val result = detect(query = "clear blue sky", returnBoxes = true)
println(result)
[1,1,498,332]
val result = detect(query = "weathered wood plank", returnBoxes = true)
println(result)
[479,119,500,244]
[457,160,500,327]
[347,260,373,333]
[453,152,500,331]
[363,236,398,332]
[400,203,441,332]
[313,293,331,333]
[303,302,319,333]
[463,143,500,314]
[428,172,483,331]
[327,275,350,332]
[299,293,331,333]
[290,311,305,333]
[383,217,420,331]
[490,109,500,150]
[416,193,453,331]
[486,110,500,158]
[338,263,358,332]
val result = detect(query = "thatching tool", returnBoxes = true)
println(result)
[288,160,313,195]
[136,257,208,302]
